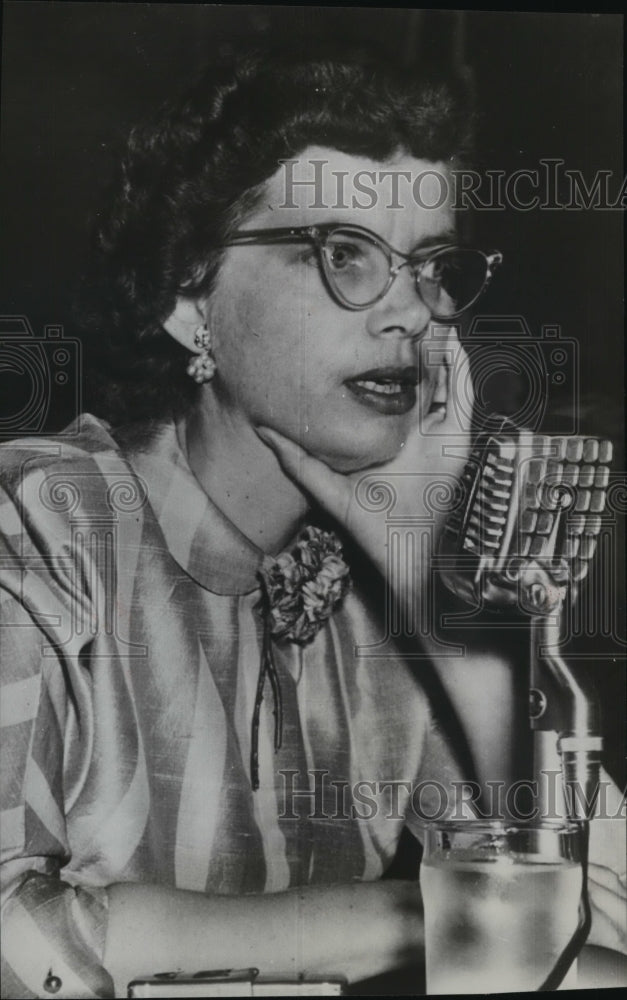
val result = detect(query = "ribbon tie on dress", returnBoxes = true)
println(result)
[251,526,351,790]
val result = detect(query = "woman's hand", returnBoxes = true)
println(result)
[257,327,473,593]
[587,775,627,956]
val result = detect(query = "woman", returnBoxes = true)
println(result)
[1,46,624,999]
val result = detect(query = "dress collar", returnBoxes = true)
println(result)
[119,420,265,596]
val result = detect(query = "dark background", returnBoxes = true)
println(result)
[0,5,624,780]
[0,6,623,437]
[0,2,623,434]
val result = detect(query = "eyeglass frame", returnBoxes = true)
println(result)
[224,223,503,317]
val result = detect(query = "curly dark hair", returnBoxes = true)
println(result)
[80,42,474,426]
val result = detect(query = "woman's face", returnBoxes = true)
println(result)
[208,146,456,471]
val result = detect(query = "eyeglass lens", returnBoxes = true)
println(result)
[320,229,489,315]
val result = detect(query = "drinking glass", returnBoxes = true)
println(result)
[421,820,582,994]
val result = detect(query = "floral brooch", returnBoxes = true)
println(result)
[249,526,351,789]
[259,525,351,644]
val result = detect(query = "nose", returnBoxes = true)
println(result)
[364,262,432,341]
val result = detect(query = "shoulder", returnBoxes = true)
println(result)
[0,413,120,483]
[0,414,147,548]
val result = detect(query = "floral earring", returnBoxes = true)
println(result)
[186,325,217,383]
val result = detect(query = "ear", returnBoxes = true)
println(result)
[162,297,206,350]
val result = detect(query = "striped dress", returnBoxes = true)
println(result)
[0,415,462,998]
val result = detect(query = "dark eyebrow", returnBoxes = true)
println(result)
[410,231,459,254]
[314,224,460,252]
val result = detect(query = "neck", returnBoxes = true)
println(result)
[181,401,310,554]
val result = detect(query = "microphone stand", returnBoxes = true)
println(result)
[526,571,603,823]
[439,420,613,988]
[521,566,601,989]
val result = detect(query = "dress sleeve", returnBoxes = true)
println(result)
[1,496,114,998]
[403,710,476,842]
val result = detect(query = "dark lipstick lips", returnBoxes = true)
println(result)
[344,366,418,415]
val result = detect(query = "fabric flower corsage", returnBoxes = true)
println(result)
[249,526,351,790]
[259,525,351,643]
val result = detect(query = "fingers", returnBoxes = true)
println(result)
[446,327,474,433]
[588,866,627,954]
[589,862,627,897]
[430,352,449,409]
[255,426,350,522]
[420,332,449,434]
[420,327,473,436]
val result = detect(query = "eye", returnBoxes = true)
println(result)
[326,241,363,271]
[419,253,460,286]
[419,257,443,282]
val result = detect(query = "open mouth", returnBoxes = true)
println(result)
[345,366,418,415]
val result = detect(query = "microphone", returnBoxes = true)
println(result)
[439,414,612,609]
[438,415,613,821]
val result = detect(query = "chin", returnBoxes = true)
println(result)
[312,426,404,473]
